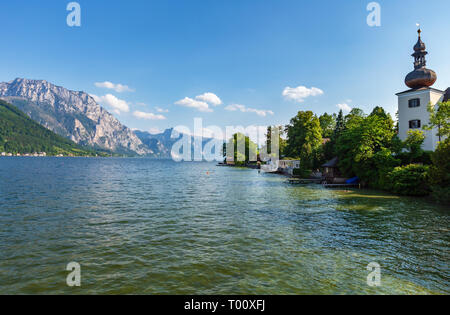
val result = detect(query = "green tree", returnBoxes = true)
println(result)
[372,148,401,189]
[321,110,345,163]
[403,130,425,162]
[319,113,336,138]
[265,125,286,157]
[387,164,430,196]
[225,133,258,166]
[428,138,450,204]
[335,111,396,186]
[285,111,323,170]
[369,107,395,136]
[390,135,404,156]
[345,108,366,128]
[423,101,450,141]
[333,110,345,139]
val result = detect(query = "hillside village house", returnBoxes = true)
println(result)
[397,29,449,151]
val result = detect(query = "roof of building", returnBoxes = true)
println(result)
[322,157,339,168]
[405,67,437,89]
[396,86,445,96]
[444,88,450,102]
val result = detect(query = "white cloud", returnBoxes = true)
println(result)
[91,94,130,114]
[133,111,167,120]
[337,103,352,113]
[224,104,274,117]
[282,86,324,103]
[195,93,222,106]
[95,81,135,93]
[155,106,169,113]
[175,92,222,112]
[175,97,213,112]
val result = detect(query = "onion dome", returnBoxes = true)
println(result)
[405,68,437,89]
[405,28,437,89]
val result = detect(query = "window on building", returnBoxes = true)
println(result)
[409,120,421,129]
[408,98,421,108]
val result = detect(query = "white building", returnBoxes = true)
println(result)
[397,29,449,151]
[278,160,300,175]
[278,160,300,169]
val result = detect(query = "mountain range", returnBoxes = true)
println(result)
[0,78,151,156]
[135,128,219,159]
[0,78,220,158]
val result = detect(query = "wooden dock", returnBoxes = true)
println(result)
[287,178,322,185]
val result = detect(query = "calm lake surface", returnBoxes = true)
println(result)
[0,158,448,294]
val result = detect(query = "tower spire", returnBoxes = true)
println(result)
[405,27,437,89]
[413,28,427,69]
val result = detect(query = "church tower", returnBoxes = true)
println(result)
[396,28,447,151]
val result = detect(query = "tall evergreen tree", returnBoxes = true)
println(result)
[333,110,345,139]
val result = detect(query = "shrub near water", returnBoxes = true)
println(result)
[428,139,450,204]
[293,167,312,178]
[387,164,430,196]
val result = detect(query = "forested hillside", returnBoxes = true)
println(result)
[0,99,103,156]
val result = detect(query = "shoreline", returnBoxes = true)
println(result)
[217,162,449,206]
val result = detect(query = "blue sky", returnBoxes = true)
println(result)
[1,0,449,134]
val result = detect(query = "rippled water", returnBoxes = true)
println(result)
[0,158,448,294]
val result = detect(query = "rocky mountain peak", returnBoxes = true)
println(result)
[0,78,152,156]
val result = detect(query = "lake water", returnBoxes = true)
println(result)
[0,158,448,294]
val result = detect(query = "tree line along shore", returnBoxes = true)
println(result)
[225,102,449,205]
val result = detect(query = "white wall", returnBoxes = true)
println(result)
[398,88,444,151]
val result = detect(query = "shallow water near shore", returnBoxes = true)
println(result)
[0,157,448,294]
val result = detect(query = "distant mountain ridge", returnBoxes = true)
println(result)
[0,78,222,158]
[134,129,173,158]
[135,128,222,159]
[0,78,152,156]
